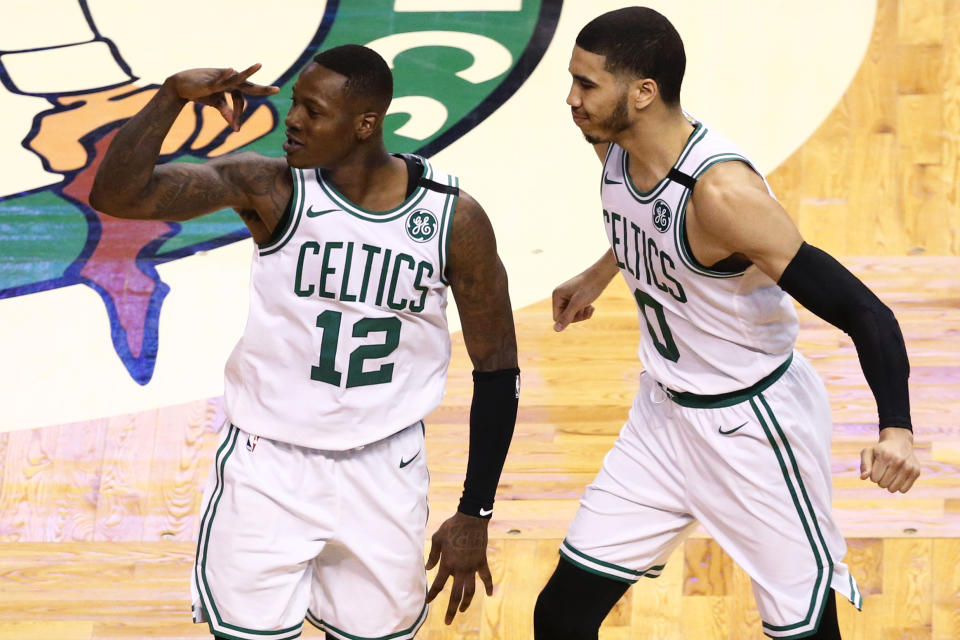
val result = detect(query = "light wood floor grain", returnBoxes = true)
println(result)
[767,0,960,256]
[1,257,958,639]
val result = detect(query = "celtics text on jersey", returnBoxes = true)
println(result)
[224,156,458,449]
[600,121,798,396]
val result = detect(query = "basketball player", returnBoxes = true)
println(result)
[90,46,519,640]
[533,8,920,640]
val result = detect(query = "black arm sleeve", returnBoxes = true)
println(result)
[458,368,520,518]
[778,242,911,430]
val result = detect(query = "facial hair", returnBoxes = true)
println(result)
[583,93,630,145]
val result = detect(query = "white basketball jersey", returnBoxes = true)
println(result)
[600,120,798,395]
[224,156,457,450]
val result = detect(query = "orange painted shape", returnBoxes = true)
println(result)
[189,105,231,151]
[207,104,275,158]
[158,107,198,156]
[31,84,152,172]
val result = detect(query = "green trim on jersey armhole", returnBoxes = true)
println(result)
[664,353,793,408]
[672,153,752,278]
[316,159,433,223]
[259,168,305,257]
[750,395,834,638]
[437,174,460,286]
[256,189,293,249]
[622,123,706,204]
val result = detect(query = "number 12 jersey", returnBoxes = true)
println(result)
[224,156,458,450]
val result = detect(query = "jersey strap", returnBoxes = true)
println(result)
[401,154,460,197]
[667,167,697,191]
[420,176,459,196]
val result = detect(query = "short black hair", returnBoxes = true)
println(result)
[576,7,685,105]
[312,44,393,113]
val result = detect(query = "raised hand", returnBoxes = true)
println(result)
[425,512,494,625]
[169,63,279,131]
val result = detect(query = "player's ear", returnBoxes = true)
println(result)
[632,78,658,111]
[355,112,381,140]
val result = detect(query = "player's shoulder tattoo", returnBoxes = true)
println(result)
[217,153,292,218]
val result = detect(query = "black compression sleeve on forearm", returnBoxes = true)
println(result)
[778,242,912,430]
[458,368,520,518]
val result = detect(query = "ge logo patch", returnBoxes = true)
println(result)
[653,199,672,233]
[406,210,438,242]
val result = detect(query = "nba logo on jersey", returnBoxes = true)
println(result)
[652,199,672,233]
[406,210,438,242]
[246,435,260,452]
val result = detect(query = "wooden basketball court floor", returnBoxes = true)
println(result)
[3,1,960,638]
[1,259,958,640]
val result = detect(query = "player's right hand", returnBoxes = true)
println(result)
[859,426,921,493]
[168,64,279,131]
[425,512,494,625]
[552,269,607,332]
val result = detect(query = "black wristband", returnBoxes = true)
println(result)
[458,367,520,518]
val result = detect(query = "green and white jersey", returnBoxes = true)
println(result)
[600,121,798,395]
[224,155,457,450]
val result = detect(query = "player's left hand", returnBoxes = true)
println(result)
[859,427,921,493]
[425,512,494,624]
[168,63,279,131]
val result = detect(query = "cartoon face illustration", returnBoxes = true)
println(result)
[0,0,560,384]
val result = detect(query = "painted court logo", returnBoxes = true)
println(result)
[653,199,672,233]
[0,0,561,384]
[406,210,437,242]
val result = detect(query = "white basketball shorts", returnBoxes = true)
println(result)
[561,352,862,639]
[191,420,429,640]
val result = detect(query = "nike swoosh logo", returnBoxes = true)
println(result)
[306,207,339,218]
[399,449,421,468]
[479,507,494,517]
[603,174,622,185]
[718,422,748,435]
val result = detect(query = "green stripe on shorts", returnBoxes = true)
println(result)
[316,601,427,640]
[750,396,833,638]
[195,427,305,640]
[559,539,664,584]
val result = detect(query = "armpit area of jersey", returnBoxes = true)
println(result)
[778,242,912,430]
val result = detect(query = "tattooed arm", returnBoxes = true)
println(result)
[89,65,286,243]
[425,190,518,624]
[447,191,518,372]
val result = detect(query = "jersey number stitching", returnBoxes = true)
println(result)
[634,289,680,363]
[310,310,402,388]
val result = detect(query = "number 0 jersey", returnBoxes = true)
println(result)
[600,120,798,395]
[224,156,457,450]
